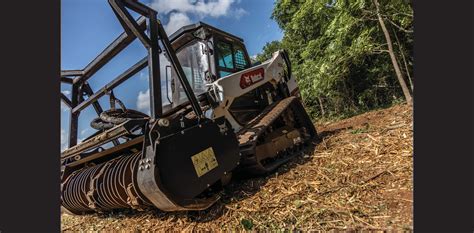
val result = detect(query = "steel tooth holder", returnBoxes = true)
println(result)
[61,152,152,214]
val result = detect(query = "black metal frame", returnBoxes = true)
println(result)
[61,0,203,148]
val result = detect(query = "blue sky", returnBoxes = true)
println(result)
[61,0,283,150]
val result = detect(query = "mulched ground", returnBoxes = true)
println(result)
[61,103,413,231]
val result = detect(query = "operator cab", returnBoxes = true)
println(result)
[166,22,252,107]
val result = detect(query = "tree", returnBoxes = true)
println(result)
[270,0,413,119]
[373,0,412,104]
[256,41,282,63]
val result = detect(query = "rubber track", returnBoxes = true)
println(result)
[236,96,316,175]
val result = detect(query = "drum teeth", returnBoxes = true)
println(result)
[61,152,151,214]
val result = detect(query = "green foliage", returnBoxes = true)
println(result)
[256,40,282,62]
[270,0,413,120]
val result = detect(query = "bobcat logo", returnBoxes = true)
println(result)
[240,68,265,89]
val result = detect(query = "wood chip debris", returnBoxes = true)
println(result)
[61,104,413,232]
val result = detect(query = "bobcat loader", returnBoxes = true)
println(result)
[60,0,317,214]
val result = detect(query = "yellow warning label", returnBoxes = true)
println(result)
[191,147,218,177]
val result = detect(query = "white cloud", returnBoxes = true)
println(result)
[81,128,92,136]
[135,53,172,114]
[61,128,68,152]
[61,129,89,152]
[164,12,192,34]
[61,101,70,112]
[136,89,151,115]
[233,8,248,19]
[151,0,236,17]
[139,70,148,81]
[61,90,71,97]
[61,90,71,113]
[151,0,247,34]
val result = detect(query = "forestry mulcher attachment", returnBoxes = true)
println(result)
[60,0,316,214]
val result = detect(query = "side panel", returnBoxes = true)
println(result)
[211,51,288,132]
[213,52,285,99]
[154,117,239,201]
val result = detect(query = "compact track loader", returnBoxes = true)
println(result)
[60,0,317,214]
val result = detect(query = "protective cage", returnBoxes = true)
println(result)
[60,0,240,214]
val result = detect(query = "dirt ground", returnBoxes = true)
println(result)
[61,103,413,231]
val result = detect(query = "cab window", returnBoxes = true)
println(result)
[217,41,234,69]
[234,44,248,70]
[215,39,249,78]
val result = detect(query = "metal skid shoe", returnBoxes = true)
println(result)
[137,117,240,211]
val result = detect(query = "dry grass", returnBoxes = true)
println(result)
[61,103,413,232]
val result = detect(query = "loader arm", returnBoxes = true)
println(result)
[211,51,294,131]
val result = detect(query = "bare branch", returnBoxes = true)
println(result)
[391,26,414,92]
[392,12,413,18]
[381,14,413,33]
[371,49,389,54]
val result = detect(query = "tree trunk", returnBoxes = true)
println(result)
[392,26,414,92]
[400,45,414,92]
[317,96,326,118]
[373,0,413,104]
